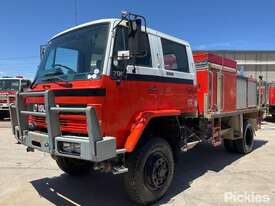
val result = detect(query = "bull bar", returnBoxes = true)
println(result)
[10,90,125,162]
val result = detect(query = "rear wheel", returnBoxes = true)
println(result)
[235,121,254,154]
[124,138,174,205]
[55,157,92,176]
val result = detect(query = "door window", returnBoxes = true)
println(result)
[161,38,189,73]
[113,26,152,67]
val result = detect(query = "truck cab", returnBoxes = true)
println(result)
[12,17,196,150]
[0,77,30,119]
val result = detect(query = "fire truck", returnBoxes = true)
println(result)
[10,12,260,205]
[268,83,275,118]
[0,76,30,119]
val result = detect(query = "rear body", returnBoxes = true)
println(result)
[194,53,258,147]
[269,84,275,117]
[195,52,237,115]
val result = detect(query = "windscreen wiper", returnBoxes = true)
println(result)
[41,75,72,88]
[30,70,63,89]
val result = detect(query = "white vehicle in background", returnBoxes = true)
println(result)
[0,76,31,119]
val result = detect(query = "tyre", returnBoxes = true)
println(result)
[55,156,92,176]
[223,139,236,153]
[124,138,174,205]
[0,112,4,120]
[235,120,254,154]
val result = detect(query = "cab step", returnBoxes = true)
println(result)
[112,166,128,175]
[181,140,202,152]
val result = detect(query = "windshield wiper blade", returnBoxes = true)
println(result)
[44,70,64,77]
[41,75,72,88]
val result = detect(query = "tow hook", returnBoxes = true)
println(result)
[26,147,34,152]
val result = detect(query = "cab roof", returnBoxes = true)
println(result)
[50,18,190,47]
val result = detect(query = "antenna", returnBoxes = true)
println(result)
[74,0,78,26]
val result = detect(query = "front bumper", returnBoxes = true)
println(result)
[10,90,124,162]
[0,103,9,111]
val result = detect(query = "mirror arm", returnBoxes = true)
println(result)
[120,11,147,33]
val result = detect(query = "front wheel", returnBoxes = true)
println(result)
[124,138,174,205]
[0,112,4,120]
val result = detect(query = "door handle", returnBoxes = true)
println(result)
[146,86,158,92]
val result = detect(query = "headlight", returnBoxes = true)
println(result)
[59,142,81,155]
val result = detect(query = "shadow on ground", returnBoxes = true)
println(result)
[31,140,267,206]
[264,116,275,123]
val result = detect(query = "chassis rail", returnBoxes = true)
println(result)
[10,90,124,162]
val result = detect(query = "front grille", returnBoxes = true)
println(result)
[30,115,88,135]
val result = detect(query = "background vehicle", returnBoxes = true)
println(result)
[268,83,275,118]
[0,76,30,119]
[10,12,260,205]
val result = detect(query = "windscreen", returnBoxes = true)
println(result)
[35,23,110,84]
[0,79,20,91]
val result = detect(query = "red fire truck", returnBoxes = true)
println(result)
[268,83,275,118]
[10,12,260,205]
[0,76,30,119]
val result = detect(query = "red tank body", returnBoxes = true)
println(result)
[194,52,237,116]
[269,84,275,106]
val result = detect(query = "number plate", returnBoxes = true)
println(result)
[33,104,46,113]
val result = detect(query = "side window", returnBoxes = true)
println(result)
[161,38,189,73]
[113,26,152,67]
[135,32,152,67]
[113,26,128,54]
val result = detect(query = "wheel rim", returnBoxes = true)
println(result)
[144,152,170,191]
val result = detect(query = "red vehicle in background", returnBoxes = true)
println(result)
[269,83,275,118]
[0,77,31,119]
[10,12,261,205]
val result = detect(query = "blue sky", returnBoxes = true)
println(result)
[0,0,275,79]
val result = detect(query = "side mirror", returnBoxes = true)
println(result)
[128,19,142,57]
[40,45,47,60]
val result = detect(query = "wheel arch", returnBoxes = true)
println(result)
[124,110,182,154]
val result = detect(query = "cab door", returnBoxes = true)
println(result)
[158,37,196,113]
[105,26,161,144]
[126,33,162,111]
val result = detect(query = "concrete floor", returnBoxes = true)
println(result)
[0,119,275,206]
